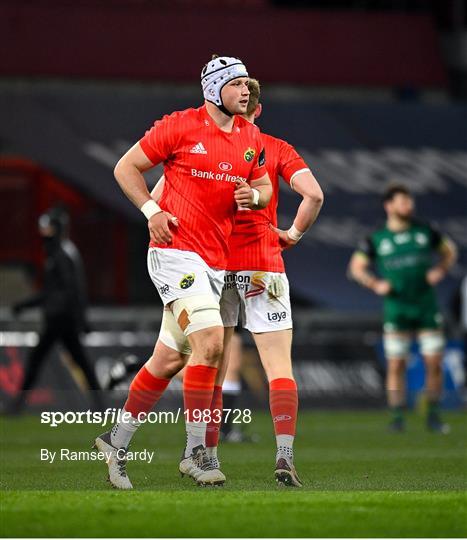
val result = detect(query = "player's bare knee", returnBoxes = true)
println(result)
[424,356,442,375]
[146,355,183,380]
[163,353,186,377]
[190,328,224,365]
[388,358,405,376]
[203,341,223,366]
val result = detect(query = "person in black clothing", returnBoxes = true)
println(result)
[10,207,101,411]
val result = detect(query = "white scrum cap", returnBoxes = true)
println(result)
[201,56,248,109]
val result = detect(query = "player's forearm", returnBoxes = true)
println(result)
[292,193,323,233]
[114,161,153,210]
[437,240,458,272]
[349,256,378,290]
[255,183,273,209]
[352,268,379,290]
[290,172,324,234]
[251,175,273,209]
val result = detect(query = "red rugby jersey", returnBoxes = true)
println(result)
[226,132,310,272]
[139,105,267,269]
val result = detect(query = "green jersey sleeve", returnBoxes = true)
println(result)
[356,236,376,260]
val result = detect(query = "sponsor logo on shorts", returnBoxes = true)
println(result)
[159,284,170,296]
[245,271,266,298]
[273,414,292,423]
[267,311,287,322]
[244,147,256,162]
[223,273,250,292]
[180,273,195,289]
[218,161,232,171]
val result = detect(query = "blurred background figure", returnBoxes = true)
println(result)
[8,207,102,412]
[348,185,458,433]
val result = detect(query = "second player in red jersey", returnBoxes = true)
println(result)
[214,79,324,487]
[227,133,310,272]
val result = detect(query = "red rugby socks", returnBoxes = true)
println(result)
[111,366,170,449]
[269,377,298,460]
[206,385,223,448]
[183,364,217,456]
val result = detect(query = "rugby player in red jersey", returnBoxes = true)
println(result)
[151,79,323,487]
[94,57,272,489]
[211,79,324,487]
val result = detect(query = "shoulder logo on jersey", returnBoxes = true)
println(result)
[190,142,207,154]
[180,273,195,289]
[244,147,256,162]
[218,162,232,171]
[258,148,266,167]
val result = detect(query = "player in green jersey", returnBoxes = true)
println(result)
[349,184,457,433]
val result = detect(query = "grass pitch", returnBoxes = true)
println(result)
[1,410,466,537]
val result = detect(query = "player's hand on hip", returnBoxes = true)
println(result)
[372,279,392,296]
[234,180,254,209]
[148,212,178,244]
[269,224,298,250]
[426,266,445,286]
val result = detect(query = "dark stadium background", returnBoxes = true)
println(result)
[0,0,466,420]
[1,2,467,538]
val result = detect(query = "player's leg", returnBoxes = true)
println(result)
[418,329,449,433]
[60,323,103,410]
[108,327,188,450]
[144,247,226,485]
[94,247,195,489]
[252,329,301,487]
[204,326,235,468]
[9,323,56,412]
[220,332,243,440]
[245,271,301,486]
[203,274,242,466]
[94,321,188,490]
[383,331,411,432]
[177,319,225,485]
[170,265,226,485]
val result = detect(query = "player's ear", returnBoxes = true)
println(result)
[254,103,262,119]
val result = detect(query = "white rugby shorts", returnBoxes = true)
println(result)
[147,248,224,305]
[220,270,293,333]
